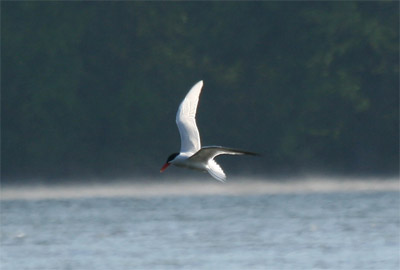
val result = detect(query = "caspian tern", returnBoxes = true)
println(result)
[160,80,259,182]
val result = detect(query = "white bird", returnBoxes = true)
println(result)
[160,80,259,182]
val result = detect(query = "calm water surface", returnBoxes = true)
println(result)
[1,182,399,270]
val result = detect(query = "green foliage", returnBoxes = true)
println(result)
[2,2,398,179]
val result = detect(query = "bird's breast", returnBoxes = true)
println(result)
[173,158,207,172]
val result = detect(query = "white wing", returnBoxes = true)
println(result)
[176,80,203,154]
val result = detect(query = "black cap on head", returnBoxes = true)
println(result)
[166,153,179,163]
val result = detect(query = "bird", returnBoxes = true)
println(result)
[160,80,259,182]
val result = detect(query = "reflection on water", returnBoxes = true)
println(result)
[1,178,399,270]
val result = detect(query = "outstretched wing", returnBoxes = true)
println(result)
[176,80,203,154]
[189,146,259,162]
[189,146,259,182]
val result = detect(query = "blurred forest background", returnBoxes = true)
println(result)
[2,2,399,181]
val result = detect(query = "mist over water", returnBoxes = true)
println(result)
[1,177,399,270]
[1,176,398,200]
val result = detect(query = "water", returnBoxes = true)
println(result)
[1,179,399,270]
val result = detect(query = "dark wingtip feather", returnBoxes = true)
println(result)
[236,149,261,156]
[243,150,261,156]
[203,146,261,156]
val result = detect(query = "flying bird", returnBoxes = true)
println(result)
[160,80,258,182]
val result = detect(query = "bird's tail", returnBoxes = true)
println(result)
[207,159,226,182]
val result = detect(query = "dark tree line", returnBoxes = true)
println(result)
[2,2,399,180]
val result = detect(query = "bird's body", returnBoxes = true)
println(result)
[160,80,258,182]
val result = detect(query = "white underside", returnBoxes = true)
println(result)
[171,154,226,182]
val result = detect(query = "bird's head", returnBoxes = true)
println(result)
[160,153,179,172]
